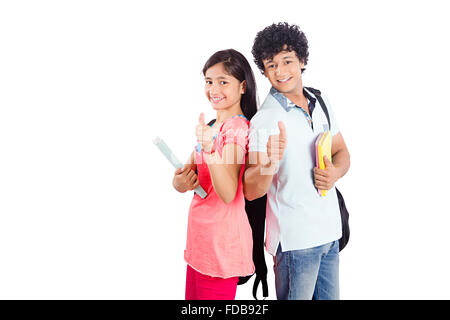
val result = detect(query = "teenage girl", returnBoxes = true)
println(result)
[172,49,258,300]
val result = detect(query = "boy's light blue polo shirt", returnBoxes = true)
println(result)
[248,87,342,255]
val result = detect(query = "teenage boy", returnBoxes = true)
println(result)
[244,22,350,300]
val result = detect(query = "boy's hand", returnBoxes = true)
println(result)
[314,156,339,191]
[267,121,287,166]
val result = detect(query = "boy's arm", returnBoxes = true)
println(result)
[313,132,350,191]
[244,121,287,201]
[243,151,276,201]
[331,132,350,178]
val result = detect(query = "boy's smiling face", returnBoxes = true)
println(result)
[262,47,304,95]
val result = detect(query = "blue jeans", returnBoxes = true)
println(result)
[273,240,340,300]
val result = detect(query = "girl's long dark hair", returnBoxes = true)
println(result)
[202,49,258,120]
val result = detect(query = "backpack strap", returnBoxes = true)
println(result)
[304,87,331,130]
[305,88,351,252]
[253,274,269,300]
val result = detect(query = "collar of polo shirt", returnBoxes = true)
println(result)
[269,86,317,114]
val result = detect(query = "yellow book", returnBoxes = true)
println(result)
[316,131,332,197]
[314,132,325,195]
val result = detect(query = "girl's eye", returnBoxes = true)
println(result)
[220,81,228,85]
[285,60,292,64]
[268,64,275,69]
[205,80,212,85]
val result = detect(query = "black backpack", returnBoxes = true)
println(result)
[304,87,350,251]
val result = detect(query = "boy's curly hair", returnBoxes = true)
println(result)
[252,22,309,74]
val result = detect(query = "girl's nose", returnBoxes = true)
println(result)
[209,84,219,95]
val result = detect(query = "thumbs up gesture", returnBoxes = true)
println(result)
[267,121,287,166]
[195,113,217,154]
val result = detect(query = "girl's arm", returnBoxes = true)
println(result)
[184,151,197,172]
[203,144,245,204]
[172,151,199,193]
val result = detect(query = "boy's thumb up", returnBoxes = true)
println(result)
[278,121,287,140]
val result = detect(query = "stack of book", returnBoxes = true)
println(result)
[315,131,332,197]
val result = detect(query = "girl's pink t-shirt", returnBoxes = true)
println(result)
[184,116,255,278]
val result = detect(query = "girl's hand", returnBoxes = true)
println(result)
[195,113,218,153]
[173,166,200,193]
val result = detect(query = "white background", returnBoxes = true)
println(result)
[1,0,449,299]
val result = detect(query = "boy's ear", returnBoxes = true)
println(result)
[300,60,306,74]
[299,59,305,70]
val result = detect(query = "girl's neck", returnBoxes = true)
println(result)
[215,104,244,123]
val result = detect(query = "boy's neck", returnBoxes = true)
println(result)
[282,85,309,110]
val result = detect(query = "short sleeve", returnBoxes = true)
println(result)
[248,110,282,153]
[248,114,268,153]
[215,117,249,157]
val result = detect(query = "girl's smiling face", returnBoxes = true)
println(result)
[204,62,245,111]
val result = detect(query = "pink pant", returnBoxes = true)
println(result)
[185,265,238,300]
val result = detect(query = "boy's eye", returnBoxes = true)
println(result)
[220,81,228,85]
[285,60,292,64]
[267,64,275,69]
[205,80,212,85]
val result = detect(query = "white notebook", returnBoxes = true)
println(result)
[153,137,207,199]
